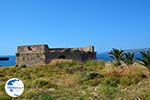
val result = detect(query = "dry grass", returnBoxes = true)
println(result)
[50,73,79,87]
[0,60,150,100]
[49,59,73,65]
[101,62,149,77]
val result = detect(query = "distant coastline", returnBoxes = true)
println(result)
[1,48,150,66]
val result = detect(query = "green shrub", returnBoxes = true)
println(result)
[128,71,147,84]
[39,95,54,100]
[144,92,150,100]
[33,79,56,88]
[57,60,83,69]
[83,78,100,86]
[103,76,120,87]
[136,71,147,78]
[57,62,70,69]
[99,85,119,99]
[20,64,27,68]
[119,77,134,86]
[65,66,87,74]
[0,84,5,90]
[0,73,4,77]
[0,95,11,100]
[85,60,105,70]
[22,89,39,99]
[82,71,103,81]
[79,97,85,100]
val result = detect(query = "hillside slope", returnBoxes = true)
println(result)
[0,59,150,100]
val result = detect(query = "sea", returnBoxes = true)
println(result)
[0,53,141,67]
[0,56,16,67]
[0,55,109,67]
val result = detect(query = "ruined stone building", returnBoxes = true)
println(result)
[16,44,96,66]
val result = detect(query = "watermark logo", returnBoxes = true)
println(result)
[5,78,24,97]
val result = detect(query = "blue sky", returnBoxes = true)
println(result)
[0,0,150,55]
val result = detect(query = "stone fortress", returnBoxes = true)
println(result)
[16,44,96,66]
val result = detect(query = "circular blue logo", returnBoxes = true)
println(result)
[5,78,24,97]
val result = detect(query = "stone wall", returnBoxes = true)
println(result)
[17,44,49,54]
[16,53,46,66]
[46,51,83,63]
[16,44,96,66]
[16,44,49,66]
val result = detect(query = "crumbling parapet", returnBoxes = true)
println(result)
[16,44,96,66]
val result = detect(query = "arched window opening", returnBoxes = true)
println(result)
[58,55,66,59]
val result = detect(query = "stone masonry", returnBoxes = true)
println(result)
[16,44,96,66]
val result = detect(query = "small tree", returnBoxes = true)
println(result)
[137,51,150,69]
[123,52,135,65]
[109,48,124,65]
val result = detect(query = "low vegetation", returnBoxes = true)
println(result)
[0,59,150,100]
[137,51,150,69]
[123,52,135,65]
[109,48,150,68]
[109,48,124,65]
